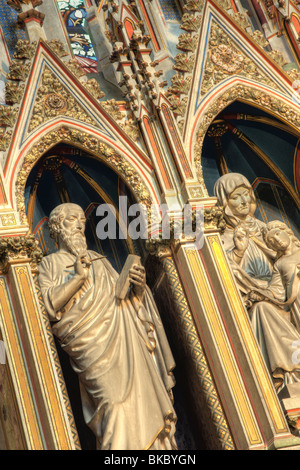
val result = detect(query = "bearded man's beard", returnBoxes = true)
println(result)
[60,229,88,257]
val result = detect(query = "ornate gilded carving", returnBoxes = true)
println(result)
[214,0,231,9]
[120,118,139,142]
[46,39,69,58]
[7,60,31,82]
[65,58,86,78]
[13,39,37,60]
[211,44,244,73]
[177,33,199,52]
[5,82,25,105]
[183,0,204,12]
[231,12,250,29]
[251,30,269,48]
[0,234,42,273]
[168,95,188,116]
[101,99,125,120]
[173,53,195,73]
[0,106,18,127]
[16,127,152,223]
[167,74,192,95]
[28,67,97,132]
[204,207,226,232]
[200,22,278,96]
[268,49,287,67]
[180,13,202,32]
[101,100,139,141]
[83,78,105,100]
[0,130,12,151]
[0,213,16,226]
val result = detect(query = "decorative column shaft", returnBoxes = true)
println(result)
[159,253,235,450]
[0,235,80,449]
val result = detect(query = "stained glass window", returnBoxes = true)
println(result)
[56,0,98,73]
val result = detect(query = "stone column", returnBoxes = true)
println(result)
[0,234,80,449]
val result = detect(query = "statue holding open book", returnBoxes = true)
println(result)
[38,202,177,450]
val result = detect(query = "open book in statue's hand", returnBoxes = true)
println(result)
[115,254,142,300]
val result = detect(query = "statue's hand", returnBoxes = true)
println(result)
[233,223,249,259]
[129,264,146,299]
[249,290,265,302]
[74,255,91,281]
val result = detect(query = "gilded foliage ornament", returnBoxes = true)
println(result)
[13,39,37,60]
[0,106,18,127]
[28,67,97,132]
[267,49,287,67]
[177,33,199,52]
[200,23,278,96]
[7,60,31,82]
[167,74,192,95]
[46,39,69,58]
[183,0,204,12]
[251,30,269,48]
[180,13,202,32]
[84,78,105,100]
[0,234,43,272]
[5,82,25,105]
[173,53,195,73]
[0,130,12,151]
[101,99,125,120]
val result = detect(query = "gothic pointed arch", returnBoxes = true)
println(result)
[193,85,300,236]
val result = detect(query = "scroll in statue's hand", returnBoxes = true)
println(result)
[129,264,146,299]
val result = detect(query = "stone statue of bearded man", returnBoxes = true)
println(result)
[38,203,177,450]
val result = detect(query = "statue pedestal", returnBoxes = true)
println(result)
[279,383,300,436]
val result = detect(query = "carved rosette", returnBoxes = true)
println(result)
[200,22,278,96]
[28,67,97,132]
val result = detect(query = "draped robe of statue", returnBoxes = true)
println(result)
[214,173,274,291]
[39,249,177,450]
[214,174,300,393]
[248,249,300,392]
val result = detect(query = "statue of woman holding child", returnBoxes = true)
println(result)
[215,173,300,393]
